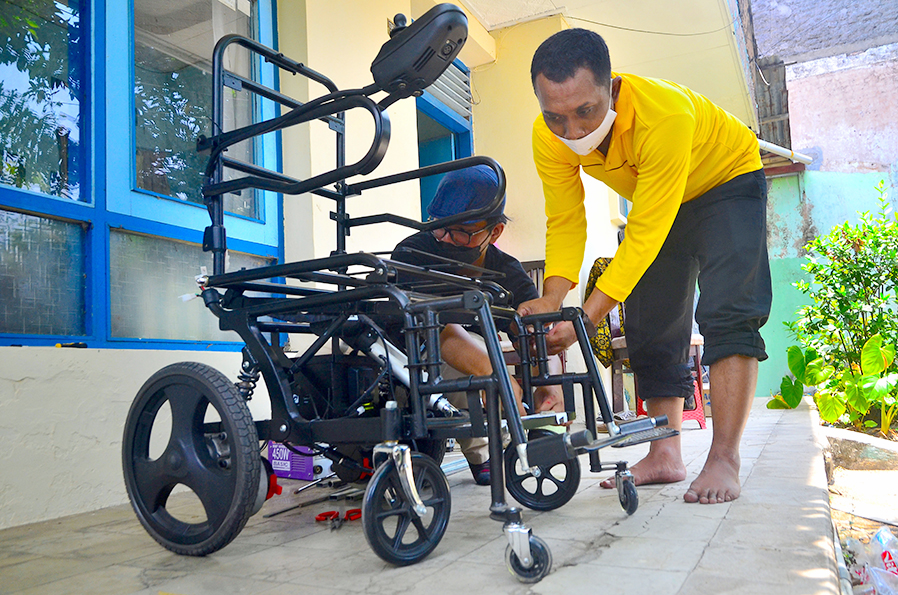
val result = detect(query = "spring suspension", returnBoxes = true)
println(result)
[236,348,260,401]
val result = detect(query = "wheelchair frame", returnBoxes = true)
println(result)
[122,9,675,582]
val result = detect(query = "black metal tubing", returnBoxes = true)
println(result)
[220,157,343,201]
[204,34,351,275]
[344,155,506,234]
[202,94,389,197]
[207,252,390,286]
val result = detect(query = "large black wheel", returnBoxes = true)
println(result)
[504,429,580,511]
[362,453,451,566]
[122,362,260,556]
[618,475,639,515]
[505,535,552,583]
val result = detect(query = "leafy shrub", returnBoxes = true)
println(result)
[777,182,898,437]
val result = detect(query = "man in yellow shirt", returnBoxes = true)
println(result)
[519,29,771,504]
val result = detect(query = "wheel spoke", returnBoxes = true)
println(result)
[409,513,430,539]
[186,461,237,528]
[391,511,413,549]
[532,475,546,495]
[132,456,178,510]
[509,470,528,490]
[544,470,565,489]
[166,384,206,447]
[420,496,445,508]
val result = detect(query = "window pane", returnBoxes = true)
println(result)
[0,209,85,335]
[0,0,85,201]
[133,0,258,218]
[109,230,272,341]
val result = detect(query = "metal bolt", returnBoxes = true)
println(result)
[279,424,288,433]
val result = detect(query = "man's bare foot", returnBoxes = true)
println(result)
[683,451,741,504]
[600,451,687,488]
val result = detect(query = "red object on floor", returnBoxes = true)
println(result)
[636,379,707,429]
[266,473,283,500]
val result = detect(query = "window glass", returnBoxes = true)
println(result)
[0,0,85,201]
[133,0,257,218]
[0,208,85,335]
[109,230,271,341]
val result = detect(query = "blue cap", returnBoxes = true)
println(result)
[427,165,505,223]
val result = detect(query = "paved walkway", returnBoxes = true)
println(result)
[0,399,839,595]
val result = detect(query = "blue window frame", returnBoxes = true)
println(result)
[0,0,281,350]
[416,60,473,218]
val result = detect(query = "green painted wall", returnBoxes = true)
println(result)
[758,170,894,397]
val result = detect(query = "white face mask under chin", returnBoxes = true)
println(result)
[554,106,617,156]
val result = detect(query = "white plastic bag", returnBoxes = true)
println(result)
[867,566,898,595]
[874,527,898,577]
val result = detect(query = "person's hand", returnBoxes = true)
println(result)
[545,321,577,354]
[516,295,560,318]
[516,276,572,318]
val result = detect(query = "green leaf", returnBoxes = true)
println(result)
[861,334,893,375]
[780,376,804,408]
[805,357,834,385]
[787,346,807,383]
[872,377,895,400]
[767,396,791,409]
[864,420,878,428]
[844,375,870,414]
[815,389,847,423]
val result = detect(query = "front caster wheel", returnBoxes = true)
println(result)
[618,474,638,515]
[362,453,451,566]
[122,362,260,556]
[505,535,552,583]
[504,429,580,511]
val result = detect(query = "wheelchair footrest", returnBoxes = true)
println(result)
[610,426,679,448]
[521,411,569,429]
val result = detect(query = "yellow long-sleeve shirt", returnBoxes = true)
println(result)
[532,72,762,303]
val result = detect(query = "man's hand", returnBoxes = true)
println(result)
[516,276,572,318]
[517,295,561,318]
[545,321,577,354]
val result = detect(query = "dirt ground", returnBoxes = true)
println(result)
[830,467,898,542]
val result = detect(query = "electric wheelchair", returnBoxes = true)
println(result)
[121,4,676,582]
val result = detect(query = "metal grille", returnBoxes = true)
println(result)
[427,62,472,121]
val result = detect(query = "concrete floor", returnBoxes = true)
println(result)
[0,399,839,595]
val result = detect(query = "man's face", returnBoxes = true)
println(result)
[534,68,612,140]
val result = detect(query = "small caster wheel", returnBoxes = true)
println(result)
[362,453,451,566]
[504,429,580,511]
[505,535,552,583]
[617,473,638,515]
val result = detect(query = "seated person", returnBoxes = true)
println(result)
[392,165,564,485]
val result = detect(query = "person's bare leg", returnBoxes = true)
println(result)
[534,354,565,414]
[600,396,687,488]
[684,354,756,504]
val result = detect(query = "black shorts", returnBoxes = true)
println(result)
[624,169,772,400]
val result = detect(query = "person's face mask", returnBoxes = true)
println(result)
[553,103,616,156]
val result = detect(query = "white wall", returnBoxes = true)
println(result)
[0,348,249,529]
